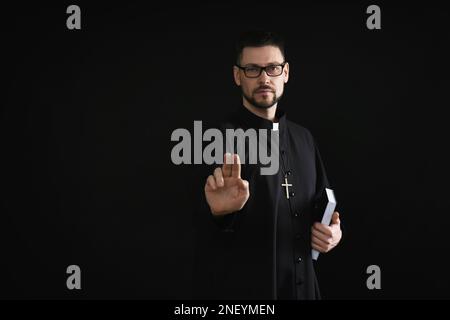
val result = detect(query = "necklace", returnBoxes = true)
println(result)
[278,124,293,200]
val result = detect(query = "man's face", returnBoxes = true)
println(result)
[233,45,289,109]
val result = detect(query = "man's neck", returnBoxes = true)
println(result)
[242,99,278,122]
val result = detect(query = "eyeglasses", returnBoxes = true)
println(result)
[235,62,287,78]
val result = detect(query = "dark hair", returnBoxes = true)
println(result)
[235,31,285,65]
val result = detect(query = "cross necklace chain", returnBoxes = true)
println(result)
[279,125,293,199]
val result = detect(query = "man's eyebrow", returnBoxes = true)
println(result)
[243,62,284,67]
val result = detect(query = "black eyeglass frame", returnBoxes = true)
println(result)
[235,62,287,78]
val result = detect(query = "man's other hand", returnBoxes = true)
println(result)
[311,211,342,253]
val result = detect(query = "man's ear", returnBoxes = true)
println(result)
[233,66,241,86]
[283,62,289,84]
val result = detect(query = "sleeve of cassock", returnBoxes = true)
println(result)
[312,135,346,242]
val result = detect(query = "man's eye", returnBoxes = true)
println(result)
[246,67,259,72]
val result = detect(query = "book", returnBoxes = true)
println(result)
[312,188,337,260]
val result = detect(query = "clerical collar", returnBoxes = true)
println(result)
[231,104,289,159]
[236,105,287,131]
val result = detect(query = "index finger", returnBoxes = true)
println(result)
[231,154,241,178]
[313,222,333,237]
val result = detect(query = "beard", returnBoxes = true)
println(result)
[242,86,283,109]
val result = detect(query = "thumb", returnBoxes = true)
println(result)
[331,211,340,225]
[239,179,249,190]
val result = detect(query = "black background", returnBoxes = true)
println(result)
[2,1,450,299]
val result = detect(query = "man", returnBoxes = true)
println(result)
[193,31,342,300]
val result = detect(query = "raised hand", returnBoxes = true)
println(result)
[204,153,250,216]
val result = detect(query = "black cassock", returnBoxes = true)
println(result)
[192,105,330,300]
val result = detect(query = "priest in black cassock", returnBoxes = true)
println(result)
[192,31,342,300]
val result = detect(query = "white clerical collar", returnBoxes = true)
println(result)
[272,122,279,131]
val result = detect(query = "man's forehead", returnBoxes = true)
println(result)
[240,45,284,65]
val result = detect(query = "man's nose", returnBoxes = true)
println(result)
[258,69,271,84]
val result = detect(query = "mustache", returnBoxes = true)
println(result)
[254,85,275,93]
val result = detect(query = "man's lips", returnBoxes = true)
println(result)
[255,88,274,94]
